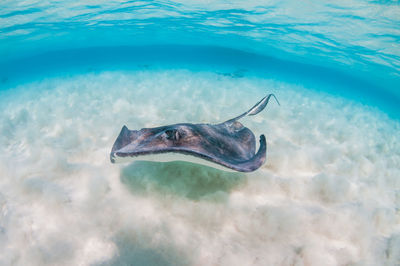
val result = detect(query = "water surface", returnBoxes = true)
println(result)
[0,1,399,266]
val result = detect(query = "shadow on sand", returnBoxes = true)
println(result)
[99,161,246,265]
[120,161,247,201]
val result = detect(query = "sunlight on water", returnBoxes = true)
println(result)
[0,1,399,265]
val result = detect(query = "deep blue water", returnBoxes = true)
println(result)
[0,0,399,116]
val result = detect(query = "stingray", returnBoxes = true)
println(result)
[110,94,279,172]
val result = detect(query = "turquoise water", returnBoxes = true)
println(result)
[1,0,399,116]
[0,1,400,266]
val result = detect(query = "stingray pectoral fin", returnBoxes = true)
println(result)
[220,135,267,172]
[110,125,134,163]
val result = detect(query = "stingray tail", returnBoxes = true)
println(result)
[225,93,279,123]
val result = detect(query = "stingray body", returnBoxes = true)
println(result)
[110,94,279,172]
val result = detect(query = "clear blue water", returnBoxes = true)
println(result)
[1,1,400,266]
[1,0,399,117]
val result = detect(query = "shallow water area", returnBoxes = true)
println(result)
[1,0,400,265]
[0,69,399,265]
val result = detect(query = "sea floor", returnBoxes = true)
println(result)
[0,69,399,265]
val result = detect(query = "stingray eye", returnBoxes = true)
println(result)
[165,129,180,141]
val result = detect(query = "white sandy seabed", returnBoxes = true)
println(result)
[0,69,399,266]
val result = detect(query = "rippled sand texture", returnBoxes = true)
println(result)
[0,70,399,266]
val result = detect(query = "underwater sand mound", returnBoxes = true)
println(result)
[0,70,399,266]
